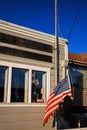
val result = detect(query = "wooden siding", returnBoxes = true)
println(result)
[0,106,87,130]
[0,106,54,130]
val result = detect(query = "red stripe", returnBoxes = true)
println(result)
[43,90,72,126]
[46,90,72,112]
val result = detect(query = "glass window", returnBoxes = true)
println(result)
[0,63,49,104]
[0,66,8,102]
[69,66,87,90]
[11,68,28,102]
[31,70,47,103]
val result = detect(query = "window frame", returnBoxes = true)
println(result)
[0,60,50,104]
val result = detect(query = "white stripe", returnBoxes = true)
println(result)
[46,90,71,111]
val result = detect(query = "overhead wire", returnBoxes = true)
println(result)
[67,0,83,40]
[58,0,63,37]
[20,0,47,24]
[58,20,62,37]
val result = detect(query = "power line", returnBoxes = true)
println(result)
[20,0,47,24]
[58,21,62,37]
[67,0,83,40]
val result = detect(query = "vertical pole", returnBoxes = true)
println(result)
[55,0,59,84]
[55,0,58,130]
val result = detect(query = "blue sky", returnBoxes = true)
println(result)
[0,0,87,54]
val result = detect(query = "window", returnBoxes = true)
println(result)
[11,68,28,102]
[0,63,50,103]
[32,70,47,103]
[0,66,8,102]
[69,66,87,90]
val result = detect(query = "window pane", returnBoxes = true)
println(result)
[69,66,87,90]
[11,68,28,102]
[32,70,46,103]
[0,66,8,102]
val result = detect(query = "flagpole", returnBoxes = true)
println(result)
[55,0,59,84]
[55,0,58,130]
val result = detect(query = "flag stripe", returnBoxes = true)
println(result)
[43,90,72,124]
[43,75,73,126]
[46,90,71,112]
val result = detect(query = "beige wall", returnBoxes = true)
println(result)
[0,106,54,130]
[0,20,68,130]
[0,105,87,130]
[83,71,87,89]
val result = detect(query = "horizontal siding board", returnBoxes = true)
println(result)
[0,107,53,130]
[0,121,52,130]
[0,113,44,122]
[0,115,53,130]
[0,107,45,114]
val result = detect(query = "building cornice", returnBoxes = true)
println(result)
[69,59,87,67]
[0,20,68,45]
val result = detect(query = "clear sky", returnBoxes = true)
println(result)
[0,0,87,54]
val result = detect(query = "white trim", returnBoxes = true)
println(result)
[65,43,68,61]
[0,20,55,43]
[0,60,49,71]
[0,20,68,45]
[0,60,50,104]
[4,68,8,102]
[0,103,46,107]
[7,66,12,103]
[28,69,32,103]
[46,69,50,100]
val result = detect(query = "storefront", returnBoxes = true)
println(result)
[0,20,68,130]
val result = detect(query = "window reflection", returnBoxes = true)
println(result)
[0,66,8,102]
[69,66,87,90]
[32,70,46,103]
[11,68,28,102]
[0,65,48,103]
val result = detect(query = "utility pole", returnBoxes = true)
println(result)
[55,0,59,85]
[55,0,59,130]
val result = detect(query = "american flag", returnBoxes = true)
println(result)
[43,75,72,126]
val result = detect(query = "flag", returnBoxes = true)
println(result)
[43,75,72,126]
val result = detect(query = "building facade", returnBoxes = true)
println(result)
[69,52,87,107]
[0,20,68,130]
[69,52,87,128]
